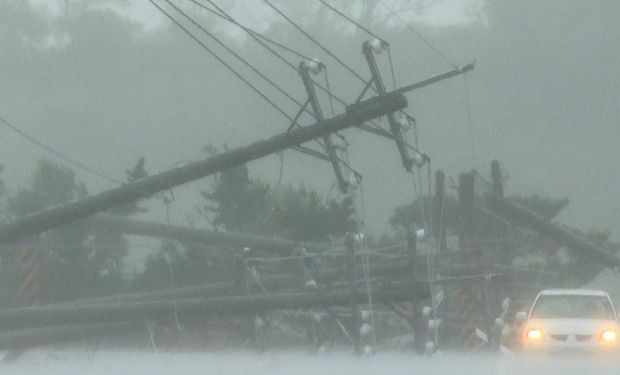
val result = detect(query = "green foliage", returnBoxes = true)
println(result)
[139,155,356,289]
[271,184,356,242]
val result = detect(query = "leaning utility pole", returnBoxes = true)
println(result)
[0,93,406,245]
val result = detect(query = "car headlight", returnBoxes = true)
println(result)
[601,330,617,344]
[527,328,543,341]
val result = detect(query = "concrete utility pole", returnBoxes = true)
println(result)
[0,92,406,245]
[91,214,327,255]
[487,181,620,268]
[0,282,428,331]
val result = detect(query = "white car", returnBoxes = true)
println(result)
[520,289,619,354]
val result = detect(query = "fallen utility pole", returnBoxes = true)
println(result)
[0,93,406,245]
[50,253,501,309]
[0,282,427,330]
[91,214,328,255]
[487,162,620,269]
[0,322,136,351]
[488,196,620,269]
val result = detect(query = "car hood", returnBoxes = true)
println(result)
[528,319,618,335]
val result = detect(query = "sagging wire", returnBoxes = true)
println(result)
[387,46,398,90]
[377,0,458,70]
[323,67,336,116]
[361,253,378,347]
[162,190,183,331]
[463,74,477,168]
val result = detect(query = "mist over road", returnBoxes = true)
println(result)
[2,350,620,375]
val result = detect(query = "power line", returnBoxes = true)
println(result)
[149,0,294,123]
[315,0,386,42]
[261,0,370,86]
[187,0,312,62]
[190,0,390,142]
[162,0,307,117]
[0,114,120,184]
[191,0,351,142]
[182,0,357,160]
[151,1,360,176]
[376,0,457,69]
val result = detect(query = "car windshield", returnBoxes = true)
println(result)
[531,295,616,320]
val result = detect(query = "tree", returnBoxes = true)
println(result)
[96,157,149,278]
[3,160,99,304]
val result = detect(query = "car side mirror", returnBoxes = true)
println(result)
[515,311,527,322]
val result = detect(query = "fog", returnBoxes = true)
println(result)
[1,0,619,370]
[1,0,618,236]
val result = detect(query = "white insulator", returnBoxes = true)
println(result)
[416,229,426,241]
[397,116,411,132]
[422,305,432,318]
[354,232,365,243]
[363,345,374,356]
[312,312,323,323]
[412,153,426,168]
[425,341,435,355]
[332,137,348,152]
[494,318,504,329]
[305,279,318,289]
[501,298,511,313]
[347,175,360,190]
[254,316,265,329]
[428,318,441,330]
[369,38,385,54]
[307,58,323,75]
[361,310,372,322]
[360,323,373,337]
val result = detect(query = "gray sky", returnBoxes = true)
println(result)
[1,0,618,241]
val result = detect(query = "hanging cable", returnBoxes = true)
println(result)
[323,67,336,116]
[315,0,386,42]
[190,0,313,62]
[361,253,377,347]
[196,0,351,144]
[387,47,398,90]
[377,0,458,70]
[163,0,310,116]
[0,114,121,185]
[193,0,398,147]
[162,191,183,331]
[261,0,370,85]
[149,0,294,123]
[166,0,352,157]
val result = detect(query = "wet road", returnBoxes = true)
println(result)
[2,350,620,375]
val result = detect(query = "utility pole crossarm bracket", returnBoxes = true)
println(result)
[394,63,475,96]
[362,40,413,172]
[299,60,348,193]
